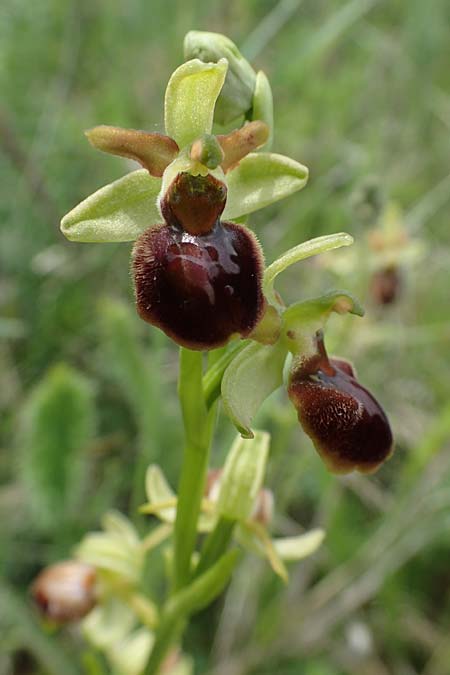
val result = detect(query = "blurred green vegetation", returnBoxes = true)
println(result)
[1,0,450,673]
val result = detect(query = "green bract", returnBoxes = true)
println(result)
[60,58,308,244]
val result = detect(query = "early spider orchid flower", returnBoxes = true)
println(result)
[60,58,308,350]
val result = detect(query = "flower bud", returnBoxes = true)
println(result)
[31,561,97,622]
[132,219,264,350]
[205,467,273,526]
[288,331,393,474]
[184,31,256,125]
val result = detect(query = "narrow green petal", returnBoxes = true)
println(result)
[60,170,162,243]
[223,152,308,220]
[264,233,354,298]
[164,58,228,148]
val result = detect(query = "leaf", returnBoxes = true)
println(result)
[18,364,95,532]
[273,529,325,561]
[222,341,287,438]
[60,170,161,242]
[164,58,228,148]
[223,152,308,220]
[264,232,354,301]
[217,432,270,522]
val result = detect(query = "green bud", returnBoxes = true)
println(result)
[216,431,270,521]
[184,31,256,126]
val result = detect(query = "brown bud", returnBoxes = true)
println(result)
[288,332,393,474]
[132,220,265,350]
[370,266,401,306]
[31,561,97,623]
[160,172,227,236]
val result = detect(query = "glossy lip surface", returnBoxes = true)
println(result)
[132,220,264,350]
[289,338,393,474]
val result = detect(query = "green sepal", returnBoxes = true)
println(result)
[222,341,287,438]
[223,152,308,220]
[282,290,364,356]
[252,71,274,150]
[60,170,162,242]
[216,431,270,522]
[273,529,325,561]
[164,58,228,148]
[264,232,354,303]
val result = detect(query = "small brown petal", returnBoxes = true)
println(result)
[132,221,265,350]
[217,121,269,172]
[288,332,393,474]
[85,126,179,177]
[31,561,97,623]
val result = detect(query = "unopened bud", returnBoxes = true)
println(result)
[31,561,97,623]
[184,31,256,126]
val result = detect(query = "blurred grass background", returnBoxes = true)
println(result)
[1,0,450,673]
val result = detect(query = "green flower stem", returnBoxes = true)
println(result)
[145,550,240,674]
[173,348,214,590]
[194,516,236,578]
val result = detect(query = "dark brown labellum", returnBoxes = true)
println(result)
[31,561,97,623]
[370,266,401,306]
[161,172,227,236]
[288,332,393,474]
[132,220,264,350]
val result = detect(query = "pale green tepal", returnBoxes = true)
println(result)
[60,58,308,244]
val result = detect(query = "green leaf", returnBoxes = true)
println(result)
[223,152,308,220]
[164,58,228,148]
[252,71,274,150]
[61,170,162,242]
[264,232,354,301]
[18,364,95,532]
[217,431,270,522]
[222,341,287,438]
[0,580,81,675]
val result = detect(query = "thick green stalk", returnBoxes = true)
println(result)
[173,348,214,590]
